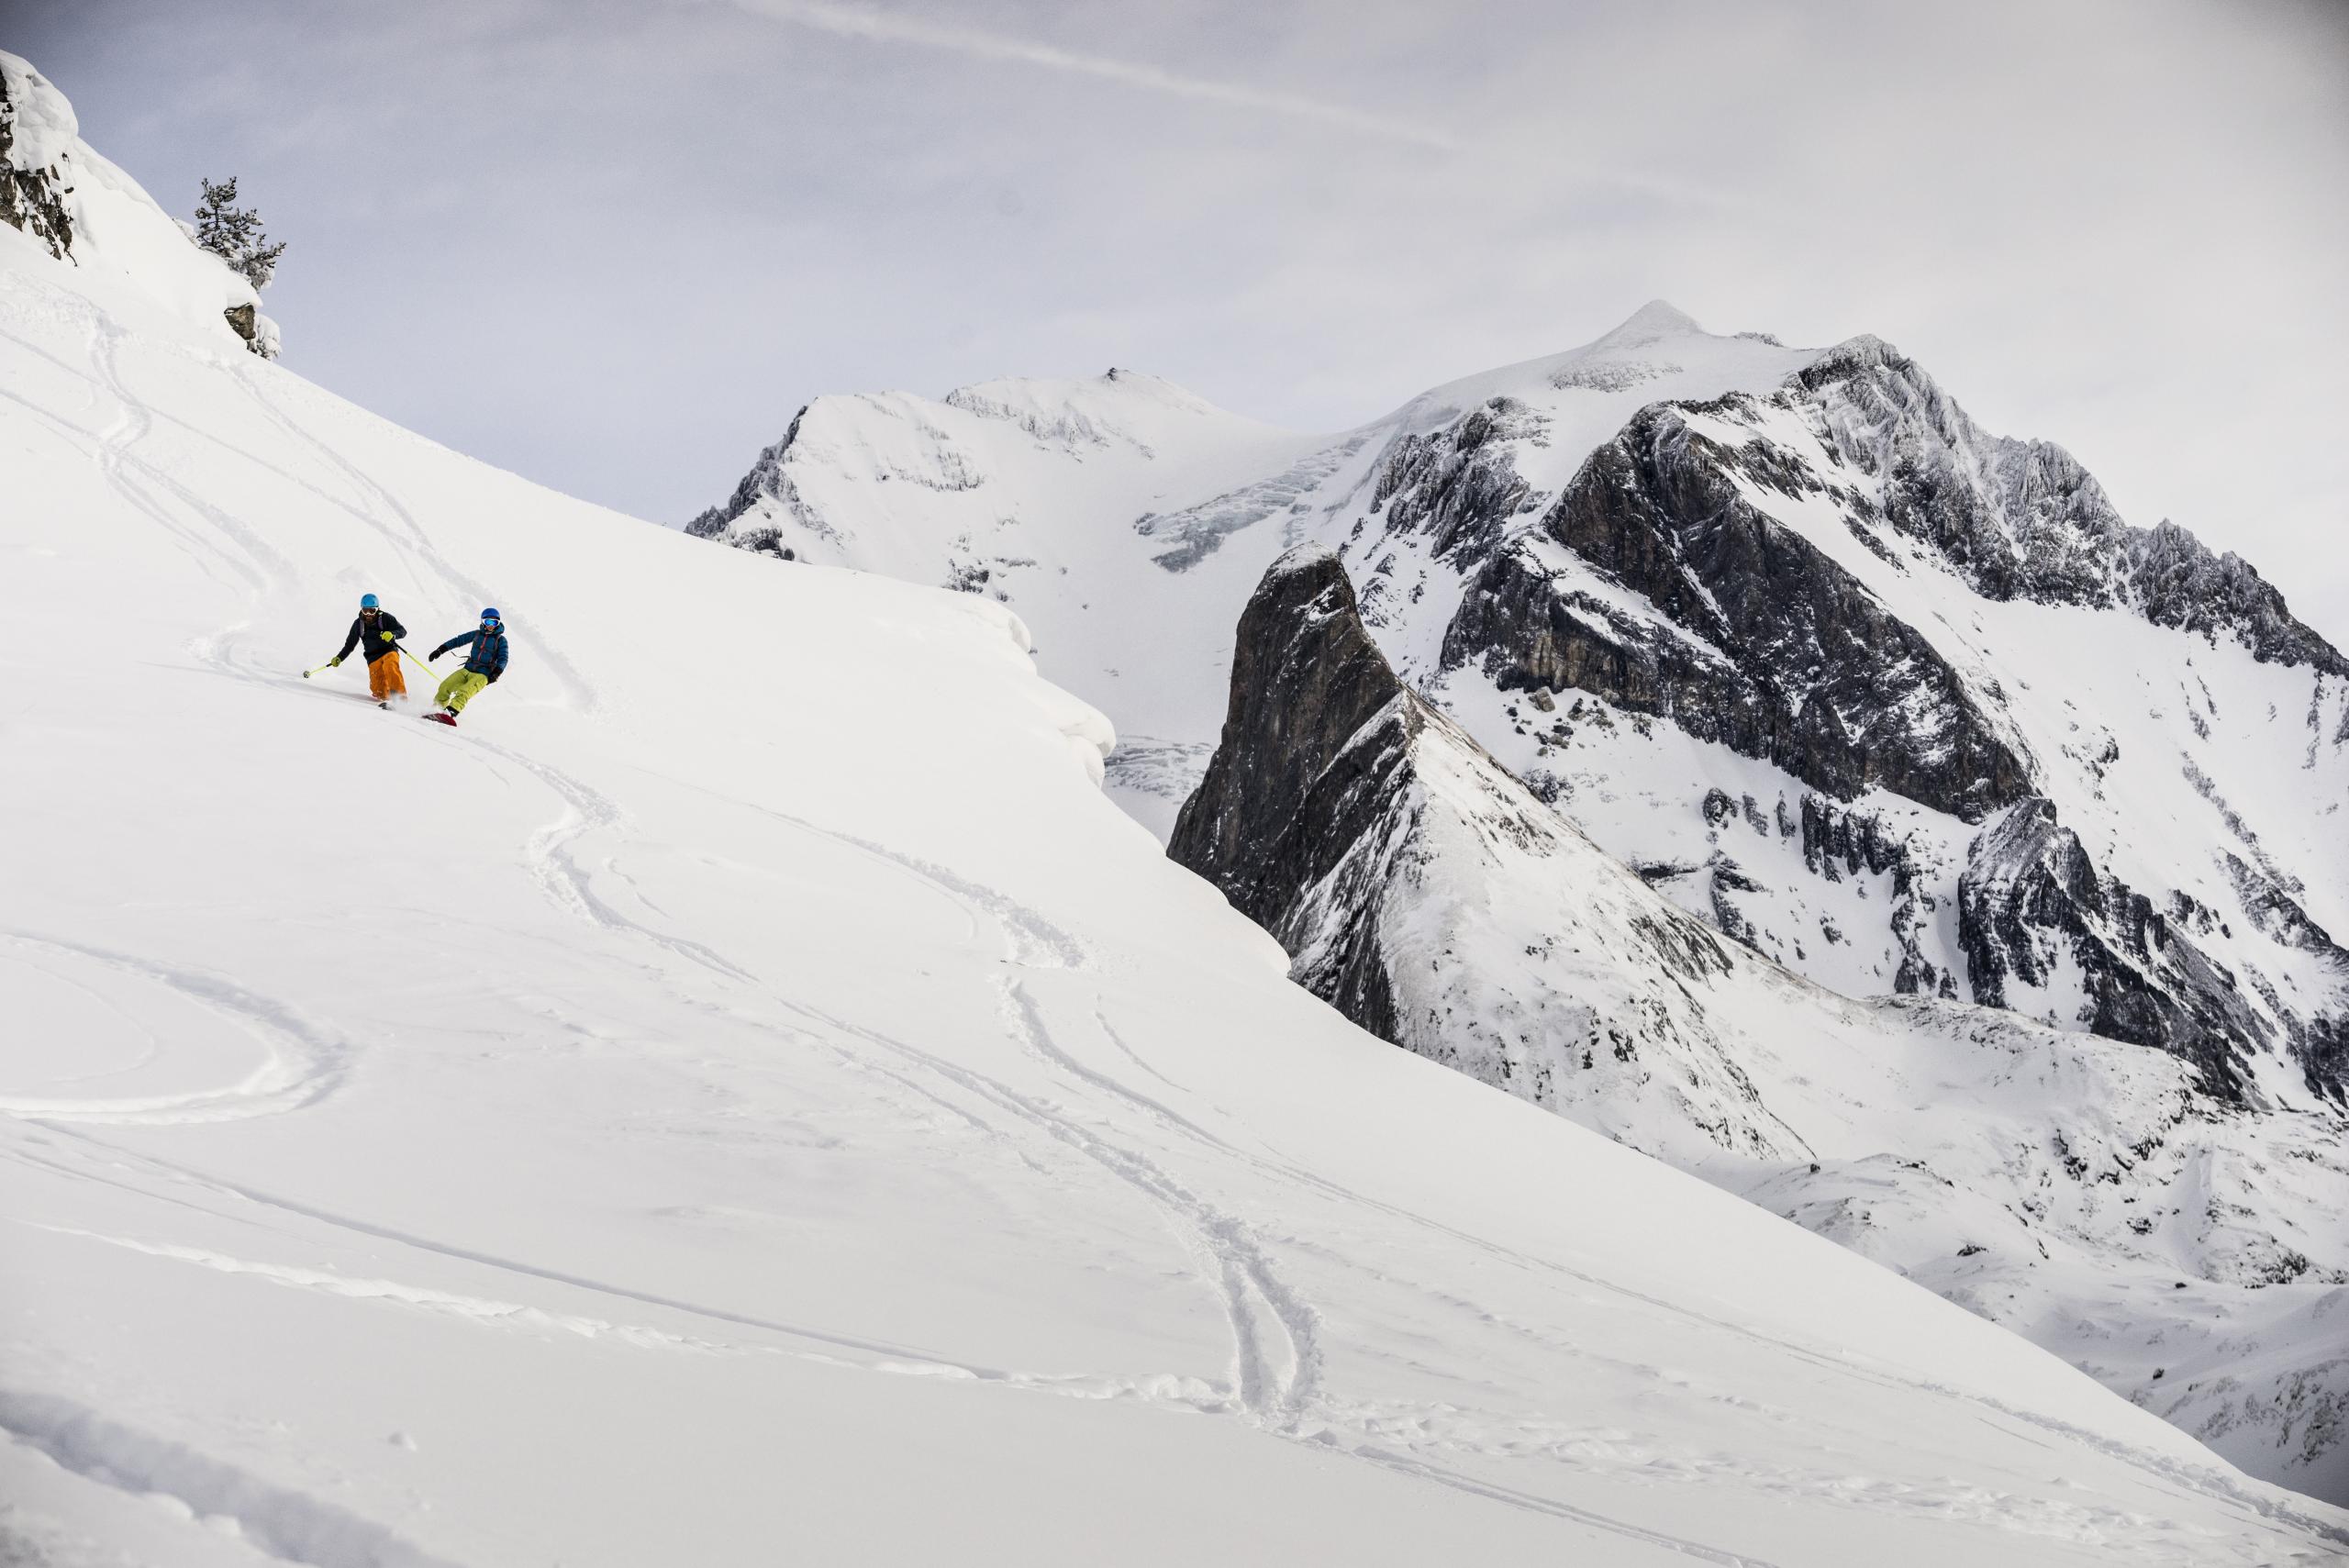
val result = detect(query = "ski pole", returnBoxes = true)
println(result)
[396,645,439,681]
[300,661,339,679]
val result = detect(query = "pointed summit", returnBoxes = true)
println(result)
[1596,298,1706,346]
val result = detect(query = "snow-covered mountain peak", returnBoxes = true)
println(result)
[0,50,273,356]
[1590,295,1709,348]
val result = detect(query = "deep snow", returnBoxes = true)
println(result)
[8,139,2349,1567]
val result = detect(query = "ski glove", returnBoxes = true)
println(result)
[380,631,395,643]
[330,656,343,667]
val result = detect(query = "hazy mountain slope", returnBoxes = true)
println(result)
[15,96,2349,1566]
[1173,546,2349,1500]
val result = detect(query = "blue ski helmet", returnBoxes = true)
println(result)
[360,593,380,610]
[480,606,501,625]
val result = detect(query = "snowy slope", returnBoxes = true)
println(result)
[9,117,2349,1566]
[1174,546,2349,1500]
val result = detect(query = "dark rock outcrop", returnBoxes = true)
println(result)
[1169,547,1415,1039]
[1957,799,2274,1099]
[1443,403,2033,821]
[0,69,74,260]
[1365,398,1542,564]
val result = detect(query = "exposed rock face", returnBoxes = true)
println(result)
[1797,795,1957,999]
[1418,349,2347,1103]
[1957,798,2275,1099]
[1171,545,1802,1159]
[686,407,817,559]
[0,66,73,259]
[1445,403,2033,821]
[1365,397,1541,565]
[1801,338,2349,677]
[1170,547,1416,1040]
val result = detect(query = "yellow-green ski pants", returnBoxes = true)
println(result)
[435,669,490,713]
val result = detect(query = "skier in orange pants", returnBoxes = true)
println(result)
[329,594,409,706]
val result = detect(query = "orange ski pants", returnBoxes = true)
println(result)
[368,653,407,702]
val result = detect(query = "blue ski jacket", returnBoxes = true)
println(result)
[433,626,510,680]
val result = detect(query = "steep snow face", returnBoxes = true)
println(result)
[21,174,2349,1564]
[1173,550,2349,1501]
[0,52,271,355]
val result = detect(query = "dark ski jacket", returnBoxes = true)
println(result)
[433,626,510,681]
[337,609,407,664]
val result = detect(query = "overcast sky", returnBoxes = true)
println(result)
[17,0,2349,639]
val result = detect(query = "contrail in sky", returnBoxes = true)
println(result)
[733,0,1465,152]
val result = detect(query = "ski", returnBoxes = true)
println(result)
[422,712,458,727]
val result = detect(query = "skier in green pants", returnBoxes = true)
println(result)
[425,607,509,727]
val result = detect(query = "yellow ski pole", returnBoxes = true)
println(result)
[300,661,340,679]
[397,646,440,684]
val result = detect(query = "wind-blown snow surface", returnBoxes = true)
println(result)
[8,221,2348,1564]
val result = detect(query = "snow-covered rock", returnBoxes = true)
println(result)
[1174,546,2349,1500]
[0,51,273,355]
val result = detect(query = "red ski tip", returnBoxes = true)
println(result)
[423,712,458,727]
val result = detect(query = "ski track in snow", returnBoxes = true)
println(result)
[366,739,2349,1558]
[0,1385,471,1568]
[85,315,291,596]
[371,741,2132,1563]
[0,931,349,1125]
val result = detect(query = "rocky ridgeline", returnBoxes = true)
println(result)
[1375,344,2348,1105]
[1801,338,2348,676]
[685,407,818,559]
